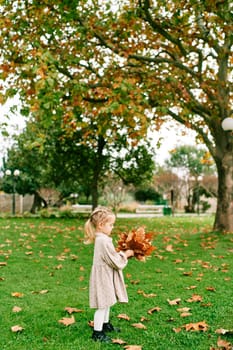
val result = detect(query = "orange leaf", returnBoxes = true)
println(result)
[167,298,181,305]
[165,244,174,252]
[184,321,208,332]
[206,286,216,292]
[147,306,161,314]
[177,307,191,313]
[88,320,94,328]
[116,227,156,261]
[12,306,22,313]
[215,328,233,335]
[180,312,192,317]
[132,323,147,330]
[173,327,182,333]
[112,338,127,345]
[11,292,24,298]
[186,294,203,303]
[117,313,130,321]
[58,315,75,326]
[217,337,232,349]
[64,307,83,314]
[11,325,24,333]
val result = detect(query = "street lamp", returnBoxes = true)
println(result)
[221,117,233,132]
[5,169,20,215]
[197,175,203,215]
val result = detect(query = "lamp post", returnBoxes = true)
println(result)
[5,169,20,215]
[197,175,203,215]
[221,117,233,132]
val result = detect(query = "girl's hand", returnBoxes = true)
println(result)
[125,249,134,258]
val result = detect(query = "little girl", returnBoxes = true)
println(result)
[84,206,134,343]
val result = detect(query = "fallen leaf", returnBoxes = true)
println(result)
[173,327,182,333]
[167,298,181,305]
[117,314,130,321]
[185,285,197,290]
[148,306,161,314]
[64,307,83,314]
[184,321,208,332]
[11,325,24,333]
[88,320,94,328]
[183,271,192,276]
[58,315,75,326]
[124,345,142,350]
[32,289,49,295]
[217,337,232,349]
[206,286,216,292]
[132,323,147,329]
[112,338,127,345]
[12,306,22,313]
[11,292,24,298]
[180,312,192,317]
[116,227,156,261]
[137,289,156,298]
[0,262,7,266]
[186,294,203,303]
[215,328,233,335]
[165,244,174,252]
[177,307,191,313]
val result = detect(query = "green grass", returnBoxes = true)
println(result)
[0,216,232,350]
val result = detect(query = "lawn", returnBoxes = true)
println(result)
[0,216,232,350]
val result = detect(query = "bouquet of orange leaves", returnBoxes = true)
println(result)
[116,226,156,261]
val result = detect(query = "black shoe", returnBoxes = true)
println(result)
[103,322,121,333]
[91,330,112,343]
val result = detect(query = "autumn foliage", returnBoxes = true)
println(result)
[116,227,156,261]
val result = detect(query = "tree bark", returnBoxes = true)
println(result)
[214,147,233,232]
[91,135,107,210]
[30,191,47,214]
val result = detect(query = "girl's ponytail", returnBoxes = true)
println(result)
[84,218,96,244]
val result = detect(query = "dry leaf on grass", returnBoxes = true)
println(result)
[215,328,233,335]
[147,306,161,314]
[184,321,208,332]
[11,292,24,298]
[31,289,49,295]
[186,294,203,303]
[124,345,142,350]
[11,325,24,333]
[12,306,22,313]
[116,227,156,261]
[117,314,130,321]
[167,298,181,305]
[217,337,232,349]
[112,338,127,345]
[58,315,75,326]
[64,307,83,314]
[132,323,147,330]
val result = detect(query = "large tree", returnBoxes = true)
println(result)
[0,0,232,231]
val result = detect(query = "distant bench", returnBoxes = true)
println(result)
[136,205,172,215]
[72,204,92,213]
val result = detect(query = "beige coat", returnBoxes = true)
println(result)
[89,233,128,309]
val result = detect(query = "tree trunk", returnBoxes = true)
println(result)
[30,191,47,214]
[214,148,233,232]
[91,135,107,210]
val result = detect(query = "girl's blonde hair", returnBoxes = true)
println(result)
[84,206,115,244]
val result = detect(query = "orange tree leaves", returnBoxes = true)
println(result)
[116,227,156,261]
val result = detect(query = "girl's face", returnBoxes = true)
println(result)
[98,215,115,236]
